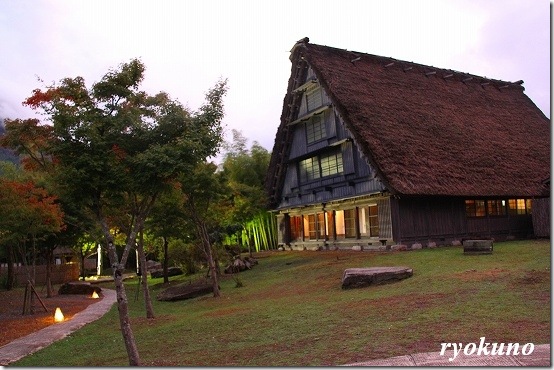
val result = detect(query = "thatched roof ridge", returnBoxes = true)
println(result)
[266,39,550,206]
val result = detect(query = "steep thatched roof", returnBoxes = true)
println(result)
[266,39,550,206]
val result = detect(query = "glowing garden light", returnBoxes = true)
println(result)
[54,307,65,322]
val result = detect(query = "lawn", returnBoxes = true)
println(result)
[12,239,550,366]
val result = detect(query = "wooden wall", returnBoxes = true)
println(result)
[532,197,550,238]
[0,263,79,287]
[391,196,535,245]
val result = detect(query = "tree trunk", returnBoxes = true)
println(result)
[137,226,155,319]
[45,247,53,298]
[187,197,220,298]
[162,236,169,284]
[30,237,36,313]
[101,218,141,366]
[112,262,141,366]
[197,221,220,298]
[80,249,87,281]
[6,244,14,290]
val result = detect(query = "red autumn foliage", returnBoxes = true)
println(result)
[0,179,65,234]
[23,88,56,109]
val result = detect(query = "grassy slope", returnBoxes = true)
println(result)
[13,239,550,366]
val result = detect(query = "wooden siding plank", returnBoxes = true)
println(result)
[377,197,393,238]
[342,140,355,174]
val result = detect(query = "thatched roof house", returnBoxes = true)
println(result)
[266,38,550,249]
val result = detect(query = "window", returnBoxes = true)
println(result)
[303,213,326,240]
[487,200,506,216]
[325,211,335,239]
[317,213,325,239]
[299,156,320,182]
[306,87,322,112]
[508,199,531,215]
[320,151,343,177]
[344,209,357,238]
[465,200,485,217]
[306,114,326,144]
[289,215,303,241]
[299,150,343,183]
[334,209,358,239]
[335,210,345,238]
[465,199,532,217]
[360,205,379,237]
[305,214,317,240]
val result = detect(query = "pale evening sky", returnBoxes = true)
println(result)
[0,0,549,156]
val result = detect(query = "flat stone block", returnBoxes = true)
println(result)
[463,239,493,254]
[58,282,102,295]
[341,266,413,289]
[157,282,214,301]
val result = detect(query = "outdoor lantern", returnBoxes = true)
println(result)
[91,291,99,299]
[54,307,65,322]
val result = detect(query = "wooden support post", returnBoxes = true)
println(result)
[22,280,48,315]
[22,282,29,315]
[29,281,48,312]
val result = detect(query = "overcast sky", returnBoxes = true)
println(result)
[0,0,550,155]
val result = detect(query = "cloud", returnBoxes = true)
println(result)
[0,0,549,151]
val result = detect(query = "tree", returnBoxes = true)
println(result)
[221,130,272,252]
[179,162,229,297]
[0,179,64,290]
[146,186,188,284]
[18,59,227,365]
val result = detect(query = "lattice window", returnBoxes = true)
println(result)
[306,114,326,144]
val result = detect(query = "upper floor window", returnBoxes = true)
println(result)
[306,114,326,144]
[299,156,320,182]
[320,151,343,177]
[306,86,322,112]
[299,149,343,183]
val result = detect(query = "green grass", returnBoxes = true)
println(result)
[13,239,550,366]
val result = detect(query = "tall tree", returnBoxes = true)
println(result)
[16,60,227,365]
[180,162,229,297]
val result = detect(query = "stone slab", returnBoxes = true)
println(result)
[341,266,413,289]
[343,344,551,367]
[463,239,493,254]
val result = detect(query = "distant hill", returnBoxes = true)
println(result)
[0,121,19,164]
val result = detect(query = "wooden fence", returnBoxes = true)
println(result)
[0,263,79,287]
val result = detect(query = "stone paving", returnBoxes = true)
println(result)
[0,289,116,366]
[344,343,551,367]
